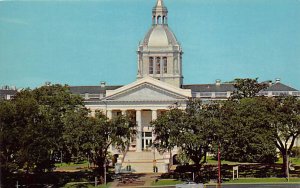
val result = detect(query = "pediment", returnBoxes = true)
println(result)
[103,77,191,102]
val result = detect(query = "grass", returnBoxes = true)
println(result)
[206,156,300,166]
[206,156,245,165]
[54,161,92,171]
[276,157,300,165]
[152,179,184,186]
[63,182,111,188]
[55,161,89,168]
[225,178,300,184]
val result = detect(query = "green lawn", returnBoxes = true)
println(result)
[63,182,111,188]
[206,156,300,166]
[152,179,184,186]
[55,161,89,168]
[54,161,92,171]
[276,157,300,165]
[225,178,300,184]
[206,156,245,165]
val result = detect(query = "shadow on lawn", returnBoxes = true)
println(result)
[160,164,300,183]
[1,170,113,188]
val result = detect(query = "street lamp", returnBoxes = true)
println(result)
[218,142,221,187]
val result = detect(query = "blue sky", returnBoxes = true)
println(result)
[0,0,300,89]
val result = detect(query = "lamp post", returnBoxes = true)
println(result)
[218,142,221,187]
[104,162,106,185]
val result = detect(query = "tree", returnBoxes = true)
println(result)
[269,96,300,177]
[219,98,277,163]
[79,111,136,180]
[0,84,85,174]
[152,99,220,171]
[231,78,267,99]
[217,78,277,164]
[0,99,18,173]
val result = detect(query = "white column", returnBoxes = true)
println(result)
[106,110,112,119]
[152,110,158,151]
[121,110,126,116]
[136,110,142,152]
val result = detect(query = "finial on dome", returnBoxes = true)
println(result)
[156,0,164,7]
[152,0,168,25]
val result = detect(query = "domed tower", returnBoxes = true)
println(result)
[137,0,183,88]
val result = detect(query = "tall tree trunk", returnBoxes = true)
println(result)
[168,149,172,172]
[282,152,289,178]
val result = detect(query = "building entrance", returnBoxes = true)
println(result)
[142,132,152,150]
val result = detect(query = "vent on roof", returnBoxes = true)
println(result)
[45,81,51,86]
[216,79,221,86]
[100,81,106,88]
[275,78,281,84]
[2,85,9,90]
[268,80,273,87]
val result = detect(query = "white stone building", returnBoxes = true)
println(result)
[68,0,300,173]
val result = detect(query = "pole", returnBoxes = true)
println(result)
[104,163,107,185]
[286,146,289,182]
[60,151,63,166]
[218,142,221,187]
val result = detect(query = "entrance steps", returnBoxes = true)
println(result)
[118,151,170,173]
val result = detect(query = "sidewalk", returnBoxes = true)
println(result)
[110,173,160,188]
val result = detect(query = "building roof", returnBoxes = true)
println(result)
[69,80,298,95]
[0,89,18,95]
[263,82,298,92]
[182,84,236,92]
[143,25,179,47]
[69,85,123,94]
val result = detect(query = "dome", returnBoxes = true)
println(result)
[143,25,179,47]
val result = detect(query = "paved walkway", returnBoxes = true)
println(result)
[110,173,161,187]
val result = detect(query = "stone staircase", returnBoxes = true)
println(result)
[117,150,170,173]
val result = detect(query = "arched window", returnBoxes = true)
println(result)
[163,57,167,73]
[156,57,161,74]
[149,57,154,74]
[162,16,165,24]
[152,16,156,25]
[157,16,162,24]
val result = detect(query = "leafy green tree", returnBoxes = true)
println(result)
[0,99,18,173]
[79,111,136,180]
[219,98,277,163]
[231,78,267,99]
[152,104,184,153]
[0,84,85,174]
[269,96,300,177]
[152,99,220,171]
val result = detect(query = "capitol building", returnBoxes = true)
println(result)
[0,0,298,174]
[65,0,300,173]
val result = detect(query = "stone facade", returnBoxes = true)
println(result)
[3,0,299,173]
[68,0,299,173]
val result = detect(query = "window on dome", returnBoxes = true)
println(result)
[156,57,161,74]
[149,57,154,74]
[163,57,167,73]
[157,16,162,24]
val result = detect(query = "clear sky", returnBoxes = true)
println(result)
[0,0,300,89]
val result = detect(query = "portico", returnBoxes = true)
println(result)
[105,108,162,152]
[86,77,191,153]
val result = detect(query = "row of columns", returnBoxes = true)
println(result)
[106,109,158,152]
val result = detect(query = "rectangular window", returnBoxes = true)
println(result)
[143,132,152,137]
[163,57,167,73]
[149,57,153,74]
[215,92,227,97]
[156,57,161,74]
